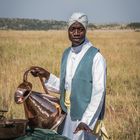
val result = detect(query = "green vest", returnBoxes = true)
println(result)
[60,46,99,121]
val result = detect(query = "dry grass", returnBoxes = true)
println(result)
[0,30,140,140]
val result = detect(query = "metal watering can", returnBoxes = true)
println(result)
[14,66,65,130]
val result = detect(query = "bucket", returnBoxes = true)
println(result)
[0,119,28,139]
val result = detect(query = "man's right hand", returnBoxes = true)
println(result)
[30,66,50,80]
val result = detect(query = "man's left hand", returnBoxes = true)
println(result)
[74,122,92,134]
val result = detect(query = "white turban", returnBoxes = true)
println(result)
[68,12,88,29]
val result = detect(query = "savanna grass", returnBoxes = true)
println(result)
[0,30,139,140]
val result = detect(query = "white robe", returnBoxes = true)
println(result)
[45,40,106,140]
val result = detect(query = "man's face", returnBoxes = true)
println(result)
[68,22,86,47]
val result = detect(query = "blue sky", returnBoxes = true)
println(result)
[0,0,140,23]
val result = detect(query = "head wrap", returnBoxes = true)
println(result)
[68,12,88,29]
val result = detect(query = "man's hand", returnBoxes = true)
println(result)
[30,66,50,80]
[74,122,92,134]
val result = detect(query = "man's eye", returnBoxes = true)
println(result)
[69,28,85,32]
[70,28,75,32]
[79,28,84,32]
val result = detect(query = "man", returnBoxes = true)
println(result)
[31,12,108,140]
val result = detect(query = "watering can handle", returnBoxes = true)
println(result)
[38,76,49,94]
[23,66,49,94]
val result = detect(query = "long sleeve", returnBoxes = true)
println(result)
[80,52,106,128]
[45,74,60,93]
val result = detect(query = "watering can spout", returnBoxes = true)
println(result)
[15,81,32,104]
